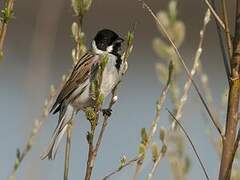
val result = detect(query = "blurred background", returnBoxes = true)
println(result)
[0,0,236,179]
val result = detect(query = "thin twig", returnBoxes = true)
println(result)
[203,0,226,30]
[132,61,173,180]
[0,0,15,58]
[210,0,231,84]
[221,0,233,61]
[167,109,210,180]
[172,9,217,130]
[139,0,223,138]
[85,132,95,180]
[94,84,119,155]
[102,157,140,180]
[8,85,60,180]
[198,63,223,133]
[147,152,165,180]
[84,84,119,180]
[64,123,73,180]
[132,162,142,180]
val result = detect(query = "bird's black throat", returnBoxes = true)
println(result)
[115,54,122,70]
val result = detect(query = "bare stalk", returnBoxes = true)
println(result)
[8,85,60,180]
[139,0,223,137]
[167,109,210,180]
[64,123,73,180]
[132,61,173,180]
[203,0,225,30]
[94,85,118,156]
[84,133,95,180]
[219,1,240,179]
[0,0,15,59]
[172,10,220,131]
[102,156,139,180]
[221,0,233,60]
[147,149,165,180]
[84,84,119,180]
[210,0,231,83]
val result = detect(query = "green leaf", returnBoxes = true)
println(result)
[119,155,127,170]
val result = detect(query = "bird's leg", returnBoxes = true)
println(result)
[101,108,112,117]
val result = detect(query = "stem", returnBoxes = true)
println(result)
[204,0,225,30]
[147,153,164,180]
[132,163,142,180]
[132,61,173,180]
[84,84,119,180]
[219,1,240,179]
[139,0,223,137]
[210,0,231,84]
[64,123,73,180]
[167,109,210,180]
[84,134,95,180]
[8,86,59,180]
[95,85,118,154]
[102,157,139,180]
[0,0,15,55]
[221,0,233,61]
[172,9,216,130]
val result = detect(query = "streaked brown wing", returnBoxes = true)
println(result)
[50,52,100,113]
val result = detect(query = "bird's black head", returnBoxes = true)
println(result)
[92,29,124,55]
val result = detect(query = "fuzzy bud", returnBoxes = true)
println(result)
[112,96,118,103]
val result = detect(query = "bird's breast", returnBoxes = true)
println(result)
[100,58,121,97]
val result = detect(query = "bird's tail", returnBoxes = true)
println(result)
[41,105,75,160]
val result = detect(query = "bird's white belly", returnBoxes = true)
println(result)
[72,54,124,110]
[71,79,91,109]
[100,63,120,97]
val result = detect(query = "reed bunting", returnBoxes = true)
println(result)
[41,29,127,160]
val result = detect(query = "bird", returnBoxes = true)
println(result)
[41,29,127,160]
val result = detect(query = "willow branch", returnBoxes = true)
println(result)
[203,0,226,30]
[221,0,233,60]
[147,151,165,180]
[0,0,15,59]
[84,84,119,180]
[219,1,240,179]
[167,109,210,180]
[132,61,173,180]
[94,85,118,155]
[171,10,223,133]
[84,59,105,180]
[102,156,140,180]
[210,0,231,84]
[8,85,60,180]
[139,0,223,137]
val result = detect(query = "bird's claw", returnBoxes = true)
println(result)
[102,109,112,117]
